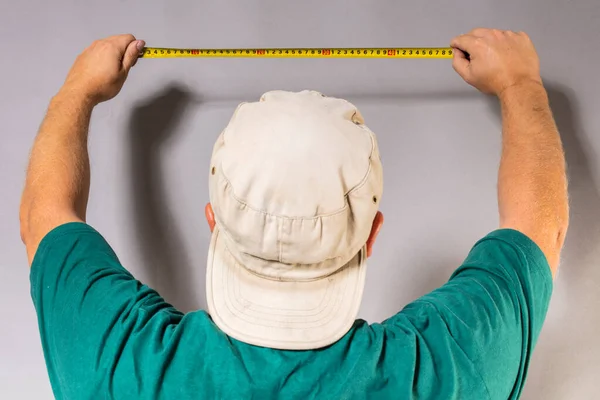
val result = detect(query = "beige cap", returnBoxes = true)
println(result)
[206,90,383,350]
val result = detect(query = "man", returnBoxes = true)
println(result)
[21,28,568,399]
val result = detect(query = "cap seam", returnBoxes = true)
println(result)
[218,224,361,283]
[278,218,283,263]
[225,258,341,322]
[213,234,361,341]
[346,161,373,196]
[219,170,350,219]
[229,252,332,313]
[236,256,351,282]
[215,222,340,281]
[218,164,375,220]
[209,233,366,349]
[346,128,378,196]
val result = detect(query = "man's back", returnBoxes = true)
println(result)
[32,222,551,399]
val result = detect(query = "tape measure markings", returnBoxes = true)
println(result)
[141,47,454,59]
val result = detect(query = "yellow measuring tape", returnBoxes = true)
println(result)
[141,47,454,59]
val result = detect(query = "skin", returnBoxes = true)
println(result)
[20,28,567,281]
[451,28,569,277]
[18,33,384,266]
[19,35,145,264]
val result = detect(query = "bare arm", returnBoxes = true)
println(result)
[497,83,568,275]
[450,29,569,277]
[19,92,92,264]
[20,35,145,264]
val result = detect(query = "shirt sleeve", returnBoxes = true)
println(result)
[29,222,185,399]
[381,229,553,400]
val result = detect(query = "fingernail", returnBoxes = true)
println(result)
[136,40,145,52]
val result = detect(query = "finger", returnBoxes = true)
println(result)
[107,34,137,53]
[451,47,471,80]
[122,40,145,70]
[450,34,479,54]
[519,31,531,41]
[469,27,491,37]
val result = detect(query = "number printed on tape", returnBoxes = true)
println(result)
[141,47,454,59]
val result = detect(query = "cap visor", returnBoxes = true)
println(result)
[206,226,367,350]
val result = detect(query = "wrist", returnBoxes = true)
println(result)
[498,78,546,101]
[54,85,97,110]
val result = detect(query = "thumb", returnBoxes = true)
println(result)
[123,40,145,70]
[451,47,471,80]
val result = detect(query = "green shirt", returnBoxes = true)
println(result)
[30,223,552,399]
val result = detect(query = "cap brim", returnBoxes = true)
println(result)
[206,226,367,350]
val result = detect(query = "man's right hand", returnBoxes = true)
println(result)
[62,34,145,105]
[450,28,542,96]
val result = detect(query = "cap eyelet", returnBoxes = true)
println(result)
[211,166,216,175]
[372,195,378,203]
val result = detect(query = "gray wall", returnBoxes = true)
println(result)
[1,1,599,398]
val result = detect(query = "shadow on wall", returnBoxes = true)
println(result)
[544,85,600,279]
[538,84,600,393]
[123,84,600,323]
[487,83,600,276]
[124,88,480,316]
[127,85,202,312]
